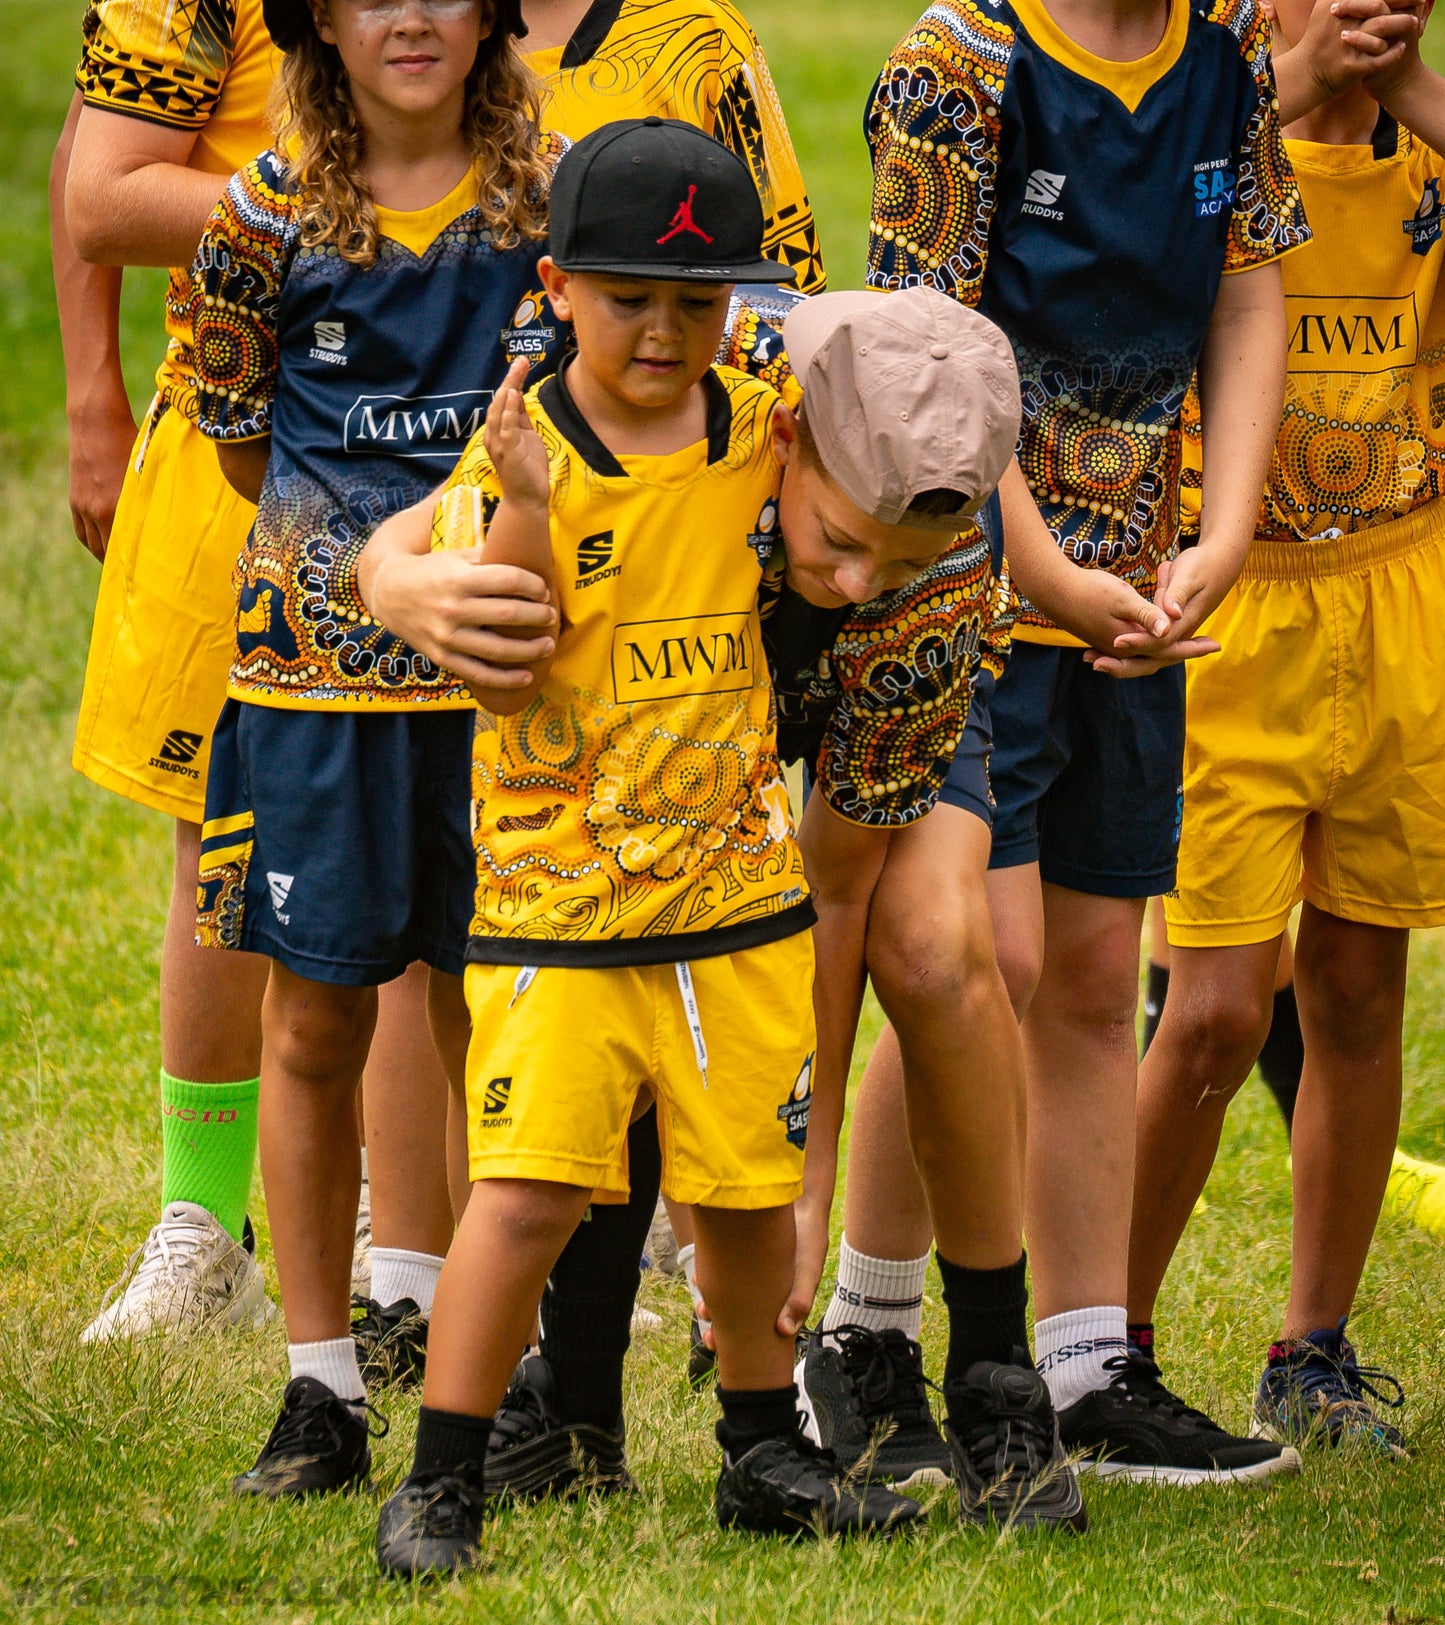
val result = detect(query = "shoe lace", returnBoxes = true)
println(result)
[1289,1331,1406,1417]
[1100,1352,1218,1429]
[955,1382,1055,1484]
[101,1214,224,1311]
[827,1326,935,1433]
[489,1367,549,1448]
[411,1466,486,1538]
[267,1392,388,1460]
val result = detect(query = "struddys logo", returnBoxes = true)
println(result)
[747,496,780,564]
[1405,180,1443,256]
[501,290,557,361]
[777,1052,814,1150]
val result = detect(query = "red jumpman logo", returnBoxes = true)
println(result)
[657,185,714,246]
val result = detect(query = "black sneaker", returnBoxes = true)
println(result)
[945,1356,1087,1531]
[716,1420,925,1538]
[1059,1351,1301,1484]
[233,1376,383,1498]
[688,1312,717,1388]
[487,1352,632,1499]
[352,1295,428,1390]
[377,1462,487,1579]
[795,1325,951,1489]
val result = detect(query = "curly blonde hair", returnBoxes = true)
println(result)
[271,4,551,266]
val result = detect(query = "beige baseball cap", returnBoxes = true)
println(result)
[782,288,1021,531]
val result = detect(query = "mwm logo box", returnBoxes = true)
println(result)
[343,390,490,457]
[610,614,755,703]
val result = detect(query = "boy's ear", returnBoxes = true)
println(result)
[537,256,573,322]
[309,0,336,44]
[771,401,798,467]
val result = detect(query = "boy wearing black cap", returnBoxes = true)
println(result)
[372,119,924,1575]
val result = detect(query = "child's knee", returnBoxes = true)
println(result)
[471,1177,590,1251]
[264,979,374,1084]
[867,901,998,1016]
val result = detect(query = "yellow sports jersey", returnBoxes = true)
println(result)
[435,363,813,965]
[525,0,825,292]
[1183,118,1445,543]
[1266,118,1445,540]
[76,0,278,419]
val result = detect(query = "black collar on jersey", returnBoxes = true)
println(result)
[263,0,526,52]
[560,0,625,67]
[540,362,733,476]
[1373,111,1400,162]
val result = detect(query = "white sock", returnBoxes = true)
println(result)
[369,1247,443,1315]
[1034,1305,1129,1411]
[288,1336,365,1403]
[678,1243,712,1340]
[820,1239,930,1341]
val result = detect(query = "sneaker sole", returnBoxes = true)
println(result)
[1080,1446,1302,1485]
[80,1273,276,1343]
[888,1465,952,1491]
[1250,1416,1408,1462]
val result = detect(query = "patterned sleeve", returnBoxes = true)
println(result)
[713,7,827,294]
[864,3,1009,299]
[715,285,803,400]
[1214,0,1310,272]
[77,0,236,130]
[814,530,995,828]
[191,152,297,440]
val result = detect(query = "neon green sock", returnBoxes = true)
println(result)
[159,1070,260,1242]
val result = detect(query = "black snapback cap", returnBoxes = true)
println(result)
[548,117,795,284]
[263,0,527,53]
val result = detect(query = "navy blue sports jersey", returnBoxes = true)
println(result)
[867,0,1309,637]
[192,143,567,707]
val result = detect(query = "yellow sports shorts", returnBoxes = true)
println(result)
[1166,506,1445,947]
[463,931,816,1208]
[72,401,254,823]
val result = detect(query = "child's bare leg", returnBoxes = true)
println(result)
[1127,938,1281,1324]
[692,1204,797,1391]
[260,964,377,1345]
[423,1178,593,1417]
[426,967,473,1220]
[1284,906,1408,1336]
[362,964,454,1299]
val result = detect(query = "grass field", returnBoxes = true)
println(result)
[3,1,1445,1619]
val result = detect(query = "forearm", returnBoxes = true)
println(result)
[1374,61,1445,151]
[1000,462,1111,640]
[1272,45,1335,124]
[1195,265,1287,598]
[67,108,225,266]
[52,95,130,422]
[357,496,436,614]
[215,437,269,505]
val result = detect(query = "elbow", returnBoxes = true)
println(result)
[65,189,120,264]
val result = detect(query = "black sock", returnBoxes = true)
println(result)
[1127,1322,1155,1358]
[412,1405,493,1481]
[1141,961,1170,1057]
[1257,983,1303,1135]
[715,1385,798,1456]
[938,1250,1030,1389]
[539,1106,663,1426]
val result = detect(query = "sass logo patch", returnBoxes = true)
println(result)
[1021,169,1065,221]
[501,290,557,360]
[148,728,204,780]
[777,1053,814,1150]
[747,497,780,564]
[1192,158,1236,216]
[480,1076,513,1126]
[1405,179,1443,256]
[310,320,348,366]
[266,871,293,925]
[576,529,619,587]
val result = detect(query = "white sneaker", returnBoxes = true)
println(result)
[352,1177,373,1294]
[81,1202,275,1343]
[631,1305,663,1335]
[645,1198,680,1276]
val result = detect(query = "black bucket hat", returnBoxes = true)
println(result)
[263,0,527,52]
[549,117,795,284]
